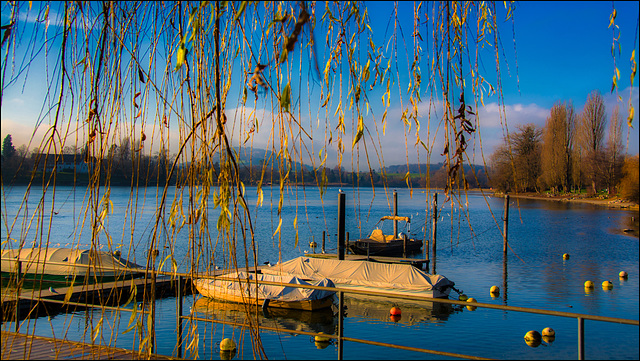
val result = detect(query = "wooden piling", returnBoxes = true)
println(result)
[393,191,398,239]
[431,193,437,275]
[503,194,509,255]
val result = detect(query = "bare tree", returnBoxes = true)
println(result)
[540,102,575,193]
[578,90,607,194]
[606,105,624,194]
[512,124,543,192]
[489,124,542,193]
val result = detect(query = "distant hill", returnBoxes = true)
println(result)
[384,162,486,175]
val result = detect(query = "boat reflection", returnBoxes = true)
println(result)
[192,296,338,335]
[342,295,462,325]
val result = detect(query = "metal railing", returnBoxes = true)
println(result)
[2,257,638,360]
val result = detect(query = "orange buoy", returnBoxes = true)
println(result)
[390,306,402,316]
[390,314,402,323]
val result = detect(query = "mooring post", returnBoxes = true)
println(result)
[503,194,509,255]
[393,190,398,238]
[338,192,346,260]
[322,230,326,253]
[176,275,183,358]
[431,193,437,275]
[15,260,21,332]
[502,255,508,305]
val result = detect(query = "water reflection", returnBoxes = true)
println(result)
[192,296,337,335]
[342,295,461,325]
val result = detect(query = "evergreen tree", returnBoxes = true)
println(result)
[2,134,16,159]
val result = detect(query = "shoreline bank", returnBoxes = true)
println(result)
[497,192,639,212]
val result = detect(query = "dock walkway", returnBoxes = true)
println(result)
[1,331,178,360]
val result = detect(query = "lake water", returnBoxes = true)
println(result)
[1,185,638,359]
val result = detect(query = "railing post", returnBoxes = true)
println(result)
[338,291,344,360]
[15,260,21,332]
[338,192,345,261]
[151,268,156,354]
[176,275,183,359]
[578,317,584,360]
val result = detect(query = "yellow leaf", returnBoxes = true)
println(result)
[273,218,282,237]
[175,45,186,71]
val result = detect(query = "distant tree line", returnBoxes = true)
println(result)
[488,90,639,203]
[2,134,491,190]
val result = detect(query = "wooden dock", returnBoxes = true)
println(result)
[1,331,178,360]
[1,275,190,323]
[304,253,430,270]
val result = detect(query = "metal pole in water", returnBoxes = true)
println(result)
[322,230,326,253]
[431,193,437,274]
[338,192,345,260]
[503,194,509,255]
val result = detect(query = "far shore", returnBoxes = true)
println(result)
[494,191,639,212]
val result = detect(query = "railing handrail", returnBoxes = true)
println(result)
[3,257,638,326]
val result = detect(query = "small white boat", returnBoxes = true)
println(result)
[193,271,336,311]
[261,256,455,299]
[1,247,144,282]
[348,215,423,257]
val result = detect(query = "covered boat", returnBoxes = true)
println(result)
[261,256,454,299]
[193,271,336,311]
[1,247,144,283]
[348,215,423,256]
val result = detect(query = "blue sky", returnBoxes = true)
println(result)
[1,1,638,169]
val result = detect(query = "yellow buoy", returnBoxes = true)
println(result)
[466,297,477,311]
[563,253,570,260]
[602,280,613,290]
[314,332,331,343]
[619,271,628,279]
[542,327,555,337]
[315,341,330,349]
[220,338,236,352]
[220,350,237,360]
[584,280,594,289]
[490,286,500,295]
[542,335,556,344]
[458,294,468,301]
[524,330,542,348]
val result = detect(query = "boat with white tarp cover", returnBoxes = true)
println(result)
[261,256,455,299]
[193,271,336,311]
[1,247,144,283]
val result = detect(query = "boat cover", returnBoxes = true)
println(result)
[261,256,454,298]
[1,248,143,276]
[194,272,335,302]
